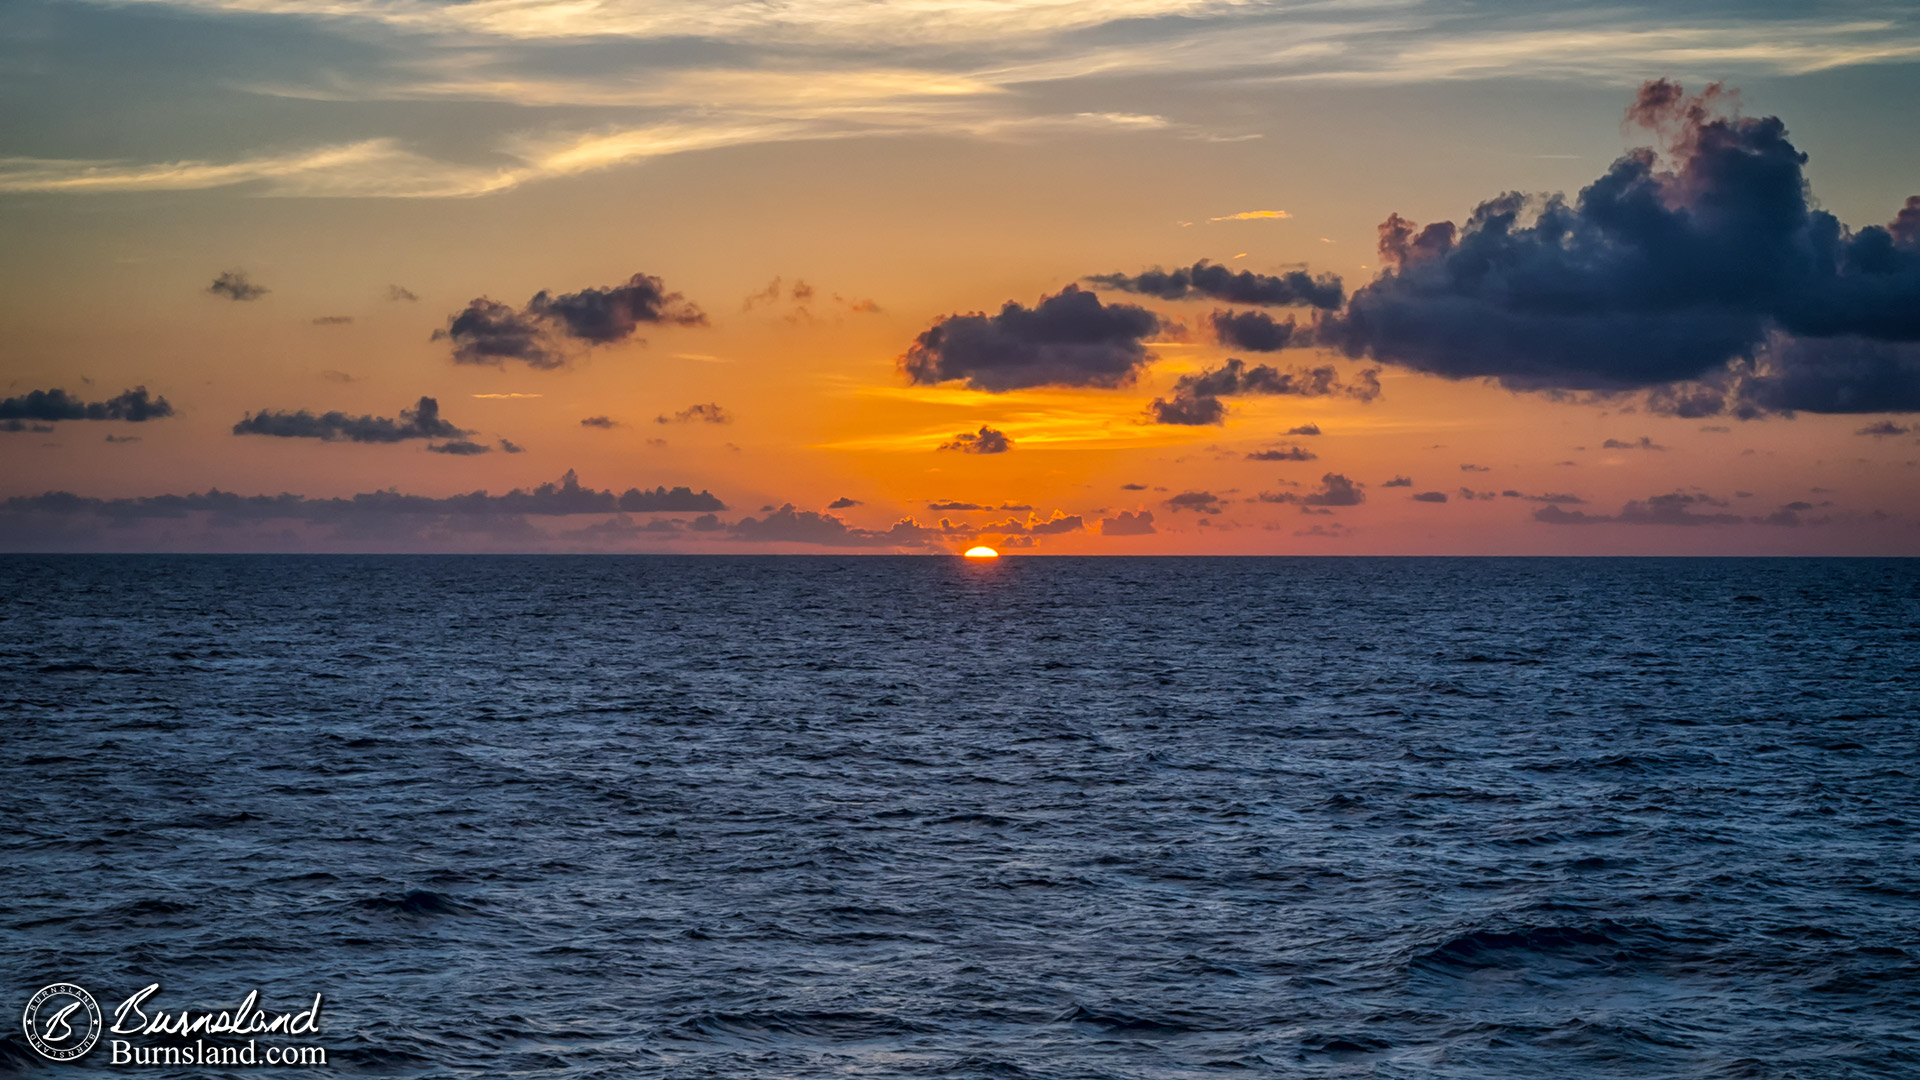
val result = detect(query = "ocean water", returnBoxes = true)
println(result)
[1,555,1917,1078]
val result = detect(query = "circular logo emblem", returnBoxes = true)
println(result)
[22,983,102,1062]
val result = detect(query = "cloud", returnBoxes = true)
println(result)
[104,434,141,444]
[312,315,353,325]
[208,271,268,301]
[1261,473,1365,507]
[1602,436,1667,451]
[436,273,706,368]
[1382,476,1413,487]
[579,416,621,428]
[902,285,1159,391]
[1147,359,1380,425]
[1210,310,1307,352]
[1460,463,1490,472]
[1099,509,1157,535]
[1856,420,1911,436]
[428,439,491,455]
[1501,490,1585,504]
[656,402,731,424]
[929,501,988,511]
[1210,210,1291,221]
[1285,423,1322,436]
[1412,490,1449,503]
[940,425,1013,453]
[730,505,940,547]
[0,387,174,423]
[232,396,467,442]
[389,285,419,302]
[6,469,725,522]
[1166,491,1222,514]
[1322,81,1920,415]
[1246,444,1316,461]
[1120,482,1148,491]
[1087,261,1343,309]
[498,438,525,453]
[0,421,56,433]
[1534,491,1743,526]
[827,496,862,509]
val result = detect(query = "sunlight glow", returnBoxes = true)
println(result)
[963,546,999,559]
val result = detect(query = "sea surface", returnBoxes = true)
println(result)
[2,555,1917,1078]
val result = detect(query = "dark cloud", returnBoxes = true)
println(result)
[1460,463,1490,472]
[940,426,1013,454]
[1121,483,1148,491]
[827,496,863,509]
[902,285,1159,392]
[388,285,419,302]
[1534,491,1743,526]
[1286,423,1322,436]
[1602,436,1667,451]
[929,501,988,511]
[1382,475,1413,487]
[232,396,467,443]
[428,439,491,455]
[498,438,525,453]
[1322,81,1920,414]
[103,434,141,444]
[1412,491,1449,503]
[1246,444,1316,461]
[0,420,56,433]
[1262,473,1365,507]
[580,416,621,429]
[656,402,731,424]
[1211,310,1307,352]
[1087,261,1344,309]
[1100,509,1157,535]
[6,470,725,523]
[208,271,267,301]
[0,387,173,423]
[436,273,706,369]
[1148,359,1380,425]
[1501,490,1585,504]
[1027,513,1084,535]
[312,315,353,325]
[730,505,937,547]
[1856,420,1910,436]
[1167,491,1222,514]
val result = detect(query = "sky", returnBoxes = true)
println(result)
[2,0,1917,554]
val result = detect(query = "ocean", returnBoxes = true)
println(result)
[2,555,1917,1077]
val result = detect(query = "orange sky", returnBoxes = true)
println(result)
[2,1,1917,553]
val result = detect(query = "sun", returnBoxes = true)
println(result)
[963,546,999,559]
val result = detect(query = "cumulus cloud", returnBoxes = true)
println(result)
[1147,359,1380,425]
[1412,490,1449,503]
[435,272,706,368]
[940,425,1013,453]
[6,469,725,523]
[1099,509,1157,535]
[1322,81,1920,415]
[901,285,1160,391]
[827,496,862,509]
[498,438,526,453]
[1211,310,1309,352]
[1166,491,1222,514]
[1382,476,1413,487]
[730,505,944,547]
[1602,436,1667,451]
[1261,473,1365,507]
[1087,261,1343,309]
[1534,491,1744,526]
[428,439,491,455]
[208,271,268,301]
[1856,420,1910,436]
[232,396,467,443]
[928,500,988,511]
[656,402,731,424]
[1286,423,1322,436]
[0,387,174,423]
[580,416,621,428]
[1246,444,1316,461]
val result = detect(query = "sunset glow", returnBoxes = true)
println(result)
[964,546,1000,559]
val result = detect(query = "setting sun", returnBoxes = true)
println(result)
[963,546,999,559]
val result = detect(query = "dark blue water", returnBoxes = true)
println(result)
[2,556,1918,1078]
